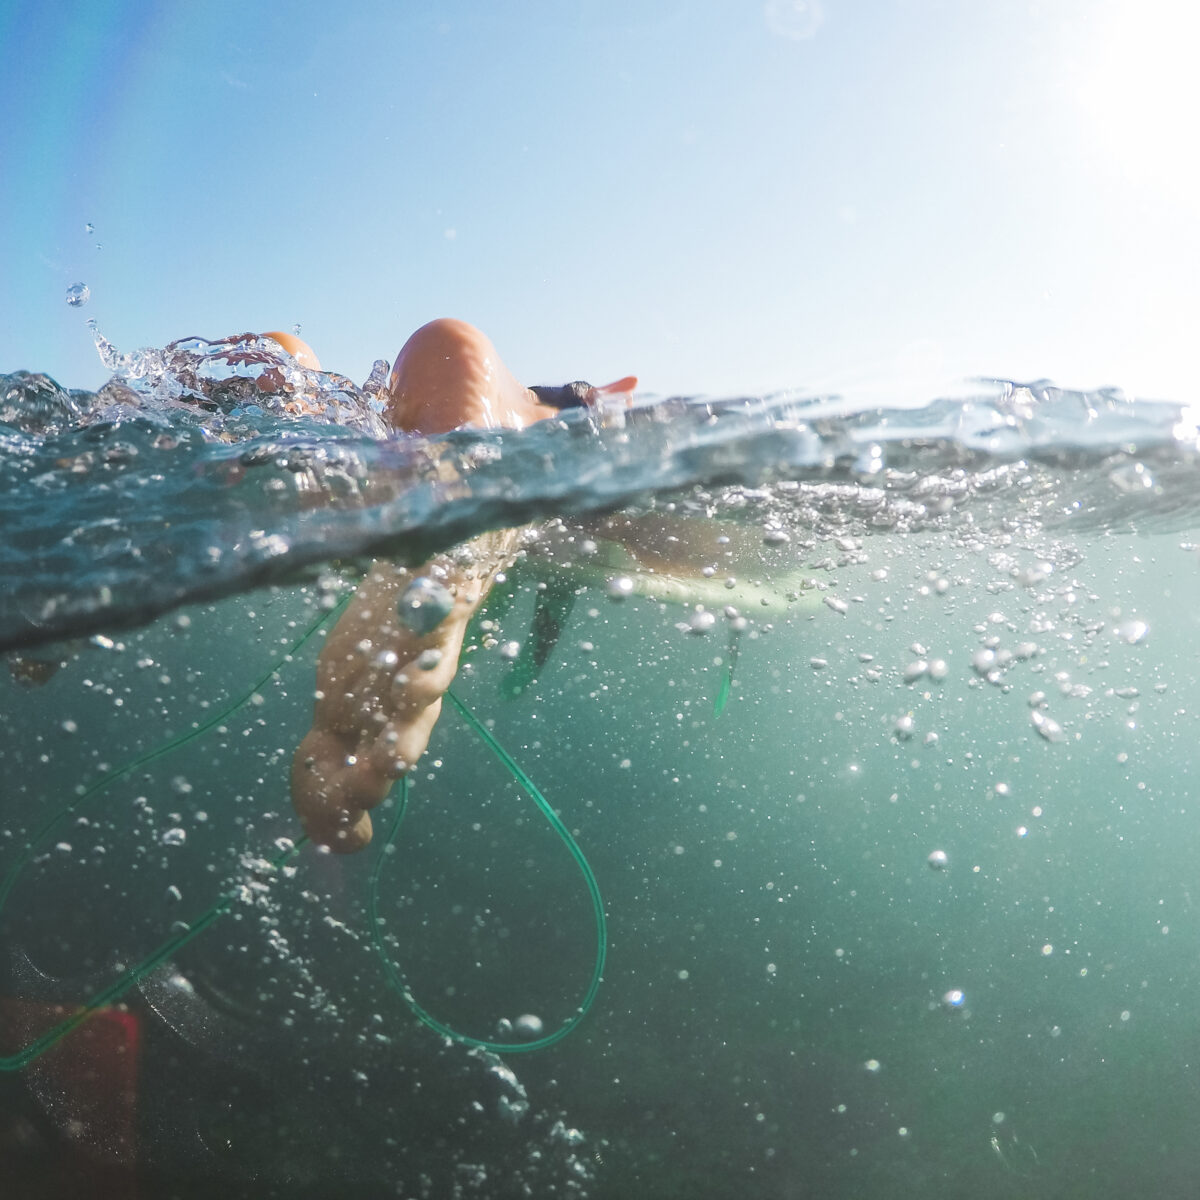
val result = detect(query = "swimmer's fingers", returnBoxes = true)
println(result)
[292,729,379,853]
[303,805,373,855]
[366,699,443,782]
[590,376,638,406]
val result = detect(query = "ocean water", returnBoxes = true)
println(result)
[3,343,1200,1198]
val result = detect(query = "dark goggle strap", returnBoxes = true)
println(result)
[530,381,593,410]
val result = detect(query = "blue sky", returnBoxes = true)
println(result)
[3,0,1197,403]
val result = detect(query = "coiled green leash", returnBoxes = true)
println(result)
[0,595,606,1069]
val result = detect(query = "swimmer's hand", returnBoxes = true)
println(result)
[290,535,514,852]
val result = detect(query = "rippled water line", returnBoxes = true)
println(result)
[3,362,1200,652]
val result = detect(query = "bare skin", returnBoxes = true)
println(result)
[290,319,635,852]
[289,529,518,851]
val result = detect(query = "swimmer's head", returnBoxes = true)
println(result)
[262,330,322,371]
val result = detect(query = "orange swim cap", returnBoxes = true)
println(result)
[262,330,322,371]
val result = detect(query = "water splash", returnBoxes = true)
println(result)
[2,349,1200,651]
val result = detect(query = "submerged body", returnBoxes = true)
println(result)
[290,319,635,851]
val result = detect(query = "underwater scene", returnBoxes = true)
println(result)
[3,342,1200,1199]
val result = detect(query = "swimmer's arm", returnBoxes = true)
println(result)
[290,534,514,852]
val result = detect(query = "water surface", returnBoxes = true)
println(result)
[3,342,1199,1198]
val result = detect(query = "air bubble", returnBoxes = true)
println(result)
[927,849,948,870]
[971,649,997,675]
[1031,710,1064,742]
[397,576,455,634]
[513,1013,544,1039]
[1114,619,1149,645]
[606,575,635,600]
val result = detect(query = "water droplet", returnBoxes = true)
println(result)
[292,323,302,336]
[927,849,948,870]
[362,357,391,396]
[397,576,455,634]
[85,222,95,234]
[65,282,90,307]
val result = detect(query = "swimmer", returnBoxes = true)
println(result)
[289,319,636,852]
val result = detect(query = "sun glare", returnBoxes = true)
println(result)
[1073,2,1200,199]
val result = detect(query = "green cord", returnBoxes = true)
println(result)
[0,591,606,1067]
[369,690,606,1053]
[713,621,742,717]
[0,595,343,1071]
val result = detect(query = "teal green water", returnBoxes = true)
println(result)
[3,516,1198,1197]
